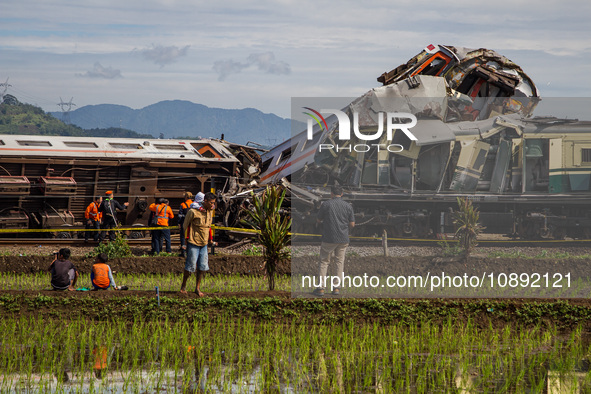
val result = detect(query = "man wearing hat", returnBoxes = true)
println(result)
[98,191,129,241]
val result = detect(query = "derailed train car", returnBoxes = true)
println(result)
[260,44,591,239]
[0,135,262,237]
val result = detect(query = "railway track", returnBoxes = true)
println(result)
[1,235,588,248]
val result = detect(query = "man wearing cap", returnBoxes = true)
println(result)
[149,198,174,254]
[98,191,129,241]
[181,192,216,297]
[84,196,102,243]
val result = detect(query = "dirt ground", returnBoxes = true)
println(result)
[3,252,590,280]
[0,254,278,275]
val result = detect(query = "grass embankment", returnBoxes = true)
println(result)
[2,294,591,330]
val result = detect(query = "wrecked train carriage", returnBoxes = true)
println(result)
[260,44,540,186]
[0,134,261,236]
[262,45,591,239]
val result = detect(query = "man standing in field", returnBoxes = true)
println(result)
[84,196,102,243]
[314,185,355,297]
[180,192,216,297]
[48,248,78,291]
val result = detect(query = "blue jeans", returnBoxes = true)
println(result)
[85,220,100,241]
[185,243,209,272]
[152,226,171,254]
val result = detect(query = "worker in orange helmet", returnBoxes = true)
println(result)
[98,190,129,242]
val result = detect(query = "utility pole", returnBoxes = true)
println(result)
[57,97,76,124]
[0,78,11,103]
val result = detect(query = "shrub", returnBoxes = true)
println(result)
[86,231,132,259]
[242,186,291,290]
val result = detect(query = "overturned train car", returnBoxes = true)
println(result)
[260,44,591,240]
[0,135,262,237]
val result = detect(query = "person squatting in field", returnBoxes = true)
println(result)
[90,253,119,290]
[180,192,215,297]
[48,248,78,291]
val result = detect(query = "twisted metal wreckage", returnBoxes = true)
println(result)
[255,44,591,240]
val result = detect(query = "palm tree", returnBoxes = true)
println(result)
[243,186,291,290]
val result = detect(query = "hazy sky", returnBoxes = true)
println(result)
[1,0,590,119]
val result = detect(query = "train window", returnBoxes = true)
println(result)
[0,140,4,145]
[63,141,98,148]
[301,132,322,151]
[260,158,273,174]
[17,140,52,147]
[410,52,452,77]
[110,142,143,149]
[191,143,222,158]
[582,149,591,163]
[277,146,292,164]
[154,144,188,151]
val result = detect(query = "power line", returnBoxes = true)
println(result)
[57,97,76,124]
[0,78,11,102]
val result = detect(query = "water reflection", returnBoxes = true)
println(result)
[2,335,591,392]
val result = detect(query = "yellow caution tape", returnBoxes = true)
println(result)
[0,224,588,243]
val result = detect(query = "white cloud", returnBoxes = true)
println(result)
[140,44,190,67]
[213,52,291,81]
[77,62,122,79]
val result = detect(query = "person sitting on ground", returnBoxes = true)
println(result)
[48,248,78,291]
[90,253,118,290]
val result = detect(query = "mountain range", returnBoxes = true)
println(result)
[50,100,294,146]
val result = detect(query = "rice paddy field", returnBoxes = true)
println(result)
[2,311,591,392]
[3,251,591,392]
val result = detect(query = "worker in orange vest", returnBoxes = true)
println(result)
[149,198,174,254]
[84,196,102,242]
[90,253,118,290]
[178,191,194,257]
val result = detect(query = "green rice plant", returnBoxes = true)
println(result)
[1,315,590,392]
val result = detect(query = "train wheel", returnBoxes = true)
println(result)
[539,226,553,239]
[57,231,72,239]
[129,230,145,239]
[402,222,415,236]
[553,227,566,240]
